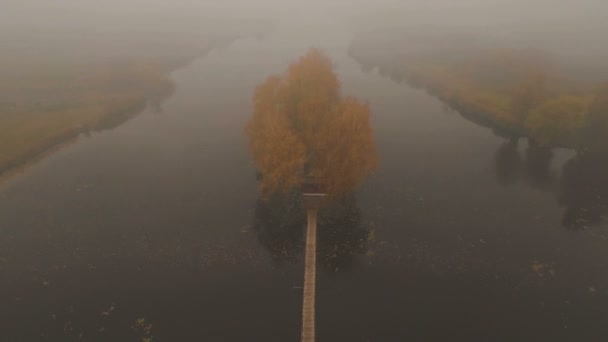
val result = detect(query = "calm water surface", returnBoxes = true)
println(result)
[2,10,608,341]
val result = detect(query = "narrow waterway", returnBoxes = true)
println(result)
[2,8,607,341]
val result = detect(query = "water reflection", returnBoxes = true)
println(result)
[354,53,608,230]
[495,138,556,189]
[493,137,608,229]
[252,193,305,263]
[252,193,370,271]
[494,139,522,185]
[524,141,555,190]
[559,152,608,229]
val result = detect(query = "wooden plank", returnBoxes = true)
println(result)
[301,209,317,342]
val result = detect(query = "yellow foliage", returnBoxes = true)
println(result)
[524,96,591,146]
[314,98,378,196]
[511,71,547,122]
[246,77,307,196]
[246,49,377,198]
[0,60,175,173]
[352,36,606,149]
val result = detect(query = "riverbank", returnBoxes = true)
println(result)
[0,58,173,175]
[349,32,606,148]
[0,29,270,180]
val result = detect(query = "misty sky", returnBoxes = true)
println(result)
[2,0,608,64]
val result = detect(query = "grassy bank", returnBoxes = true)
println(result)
[349,33,608,149]
[0,0,275,178]
[0,24,272,177]
[0,58,178,175]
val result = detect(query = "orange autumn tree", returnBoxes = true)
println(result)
[246,48,377,199]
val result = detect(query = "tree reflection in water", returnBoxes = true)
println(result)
[524,141,555,190]
[252,193,370,272]
[252,192,305,263]
[559,152,608,230]
[494,138,608,230]
[494,138,556,189]
[494,139,522,185]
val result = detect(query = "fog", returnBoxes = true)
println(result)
[2,1,608,341]
[3,1,607,47]
[4,0,607,36]
[3,0,607,62]
[345,0,608,74]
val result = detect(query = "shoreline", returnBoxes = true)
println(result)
[0,36,245,186]
[348,47,587,150]
[0,135,80,188]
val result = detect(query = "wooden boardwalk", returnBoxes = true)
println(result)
[301,209,317,342]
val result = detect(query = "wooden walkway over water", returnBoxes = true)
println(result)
[301,208,317,342]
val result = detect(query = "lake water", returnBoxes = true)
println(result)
[2,10,608,341]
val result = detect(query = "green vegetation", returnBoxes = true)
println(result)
[350,35,608,150]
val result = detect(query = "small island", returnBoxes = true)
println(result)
[246,49,378,341]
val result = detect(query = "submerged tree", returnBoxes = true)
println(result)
[246,49,378,199]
